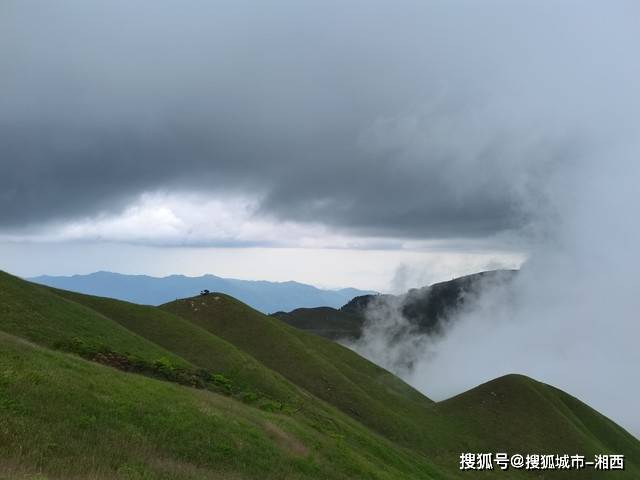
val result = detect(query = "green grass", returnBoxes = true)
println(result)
[434,374,640,477]
[1,271,639,479]
[0,332,444,480]
[272,306,363,340]
[162,293,640,476]
[162,295,443,452]
[0,271,188,368]
[49,289,301,404]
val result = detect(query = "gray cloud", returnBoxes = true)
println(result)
[4,0,634,241]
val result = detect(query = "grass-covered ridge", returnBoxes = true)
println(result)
[0,332,443,480]
[0,271,188,368]
[162,294,440,452]
[49,288,301,404]
[163,292,640,475]
[1,271,638,478]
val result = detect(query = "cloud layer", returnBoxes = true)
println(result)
[4,1,635,244]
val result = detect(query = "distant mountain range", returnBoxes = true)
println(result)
[274,270,518,340]
[28,271,375,313]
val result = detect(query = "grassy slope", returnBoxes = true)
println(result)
[49,288,300,403]
[0,271,445,479]
[162,295,443,452]
[6,272,423,447]
[0,332,443,480]
[1,272,638,478]
[271,307,363,340]
[163,293,640,477]
[435,374,640,477]
[0,271,189,368]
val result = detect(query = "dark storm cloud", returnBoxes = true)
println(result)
[0,0,635,238]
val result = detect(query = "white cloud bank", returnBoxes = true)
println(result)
[351,141,640,436]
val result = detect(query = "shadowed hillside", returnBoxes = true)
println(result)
[274,270,518,341]
[272,306,364,341]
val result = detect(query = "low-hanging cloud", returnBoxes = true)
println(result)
[3,1,635,245]
[350,144,640,435]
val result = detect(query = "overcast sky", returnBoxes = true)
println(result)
[1,0,637,291]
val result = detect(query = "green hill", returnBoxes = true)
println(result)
[48,287,301,403]
[436,374,640,462]
[162,293,640,475]
[0,271,188,368]
[162,294,440,452]
[0,332,442,480]
[0,270,638,479]
[272,306,364,340]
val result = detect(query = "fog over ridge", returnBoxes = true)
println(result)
[352,146,640,435]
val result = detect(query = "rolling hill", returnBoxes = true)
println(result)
[28,271,374,313]
[1,269,638,479]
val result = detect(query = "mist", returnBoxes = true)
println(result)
[336,2,640,436]
[351,130,640,436]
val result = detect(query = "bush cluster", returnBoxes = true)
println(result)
[54,337,286,412]
[55,337,231,390]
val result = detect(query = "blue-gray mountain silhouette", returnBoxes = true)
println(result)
[29,271,374,313]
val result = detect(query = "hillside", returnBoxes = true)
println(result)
[162,294,440,454]
[28,271,374,313]
[1,270,443,479]
[436,374,640,462]
[272,306,364,340]
[0,332,442,480]
[275,270,518,341]
[0,270,638,479]
[48,287,301,403]
[0,271,189,369]
[162,292,640,475]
